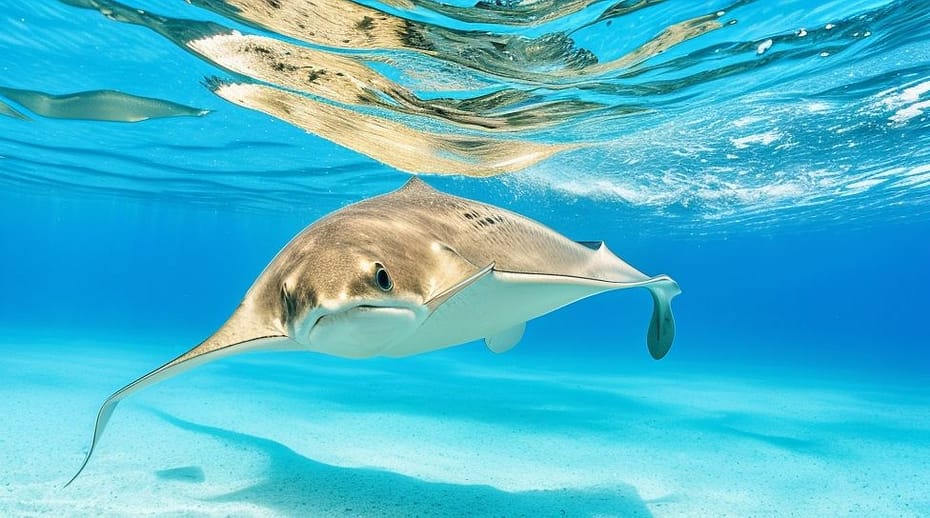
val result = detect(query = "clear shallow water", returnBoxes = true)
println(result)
[1,0,929,516]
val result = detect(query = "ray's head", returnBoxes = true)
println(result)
[246,209,468,358]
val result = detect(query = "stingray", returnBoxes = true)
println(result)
[65,177,680,486]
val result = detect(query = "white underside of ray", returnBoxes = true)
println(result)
[381,269,666,358]
[303,306,424,358]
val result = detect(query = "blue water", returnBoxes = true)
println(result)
[2,0,929,516]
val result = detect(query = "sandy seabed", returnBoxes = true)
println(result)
[1,340,927,517]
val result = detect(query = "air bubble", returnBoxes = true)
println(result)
[757,39,773,55]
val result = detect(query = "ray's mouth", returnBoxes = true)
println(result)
[305,303,414,336]
[299,302,422,357]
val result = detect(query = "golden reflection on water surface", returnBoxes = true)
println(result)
[39,0,734,175]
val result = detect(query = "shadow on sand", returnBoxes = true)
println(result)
[153,410,652,517]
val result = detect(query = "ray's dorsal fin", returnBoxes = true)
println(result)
[64,304,289,487]
[397,175,436,194]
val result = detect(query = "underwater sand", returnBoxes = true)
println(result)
[1,341,927,517]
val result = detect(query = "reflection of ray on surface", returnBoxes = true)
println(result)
[384,0,604,27]
[592,12,723,75]
[38,0,925,222]
[189,0,727,84]
[153,411,653,517]
[590,0,666,26]
[0,86,208,123]
[188,33,608,132]
[191,0,411,50]
[212,81,577,176]
[188,33,516,131]
[0,99,30,121]
[63,0,620,136]
[189,0,601,82]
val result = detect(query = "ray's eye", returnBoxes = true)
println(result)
[374,262,393,292]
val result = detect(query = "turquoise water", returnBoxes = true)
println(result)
[2,1,929,516]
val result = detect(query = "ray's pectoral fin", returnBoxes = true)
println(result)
[424,261,495,312]
[592,243,681,359]
[64,303,290,487]
[484,322,526,353]
[643,275,681,360]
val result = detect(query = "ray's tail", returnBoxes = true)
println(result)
[64,304,289,487]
